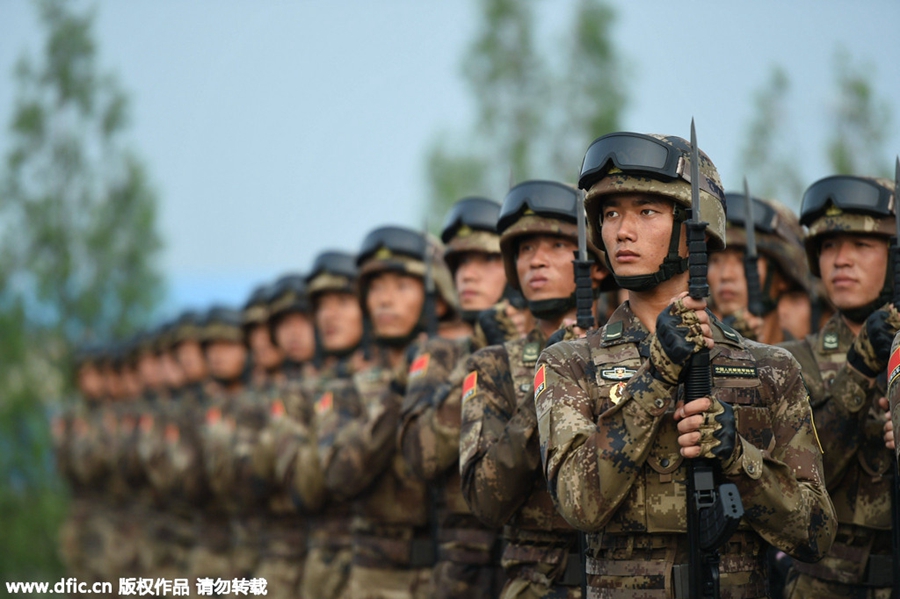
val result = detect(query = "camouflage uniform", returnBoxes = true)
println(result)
[779,175,898,599]
[461,326,584,599]
[400,334,504,599]
[537,302,835,598]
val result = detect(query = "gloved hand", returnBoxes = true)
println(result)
[676,397,740,469]
[648,296,711,385]
[847,304,900,378]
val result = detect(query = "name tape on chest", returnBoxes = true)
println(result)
[712,365,758,378]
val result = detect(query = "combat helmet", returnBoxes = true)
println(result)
[307,251,358,300]
[723,193,810,314]
[440,196,502,274]
[356,225,458,341]
[579,132,726,291]
[242,283,274,332]
[497,180,604,320]
[202,306,245,345]
[800,174,896,322]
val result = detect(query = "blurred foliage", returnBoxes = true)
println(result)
[0,0,164,584]
[739,50,893,210]
[425,0,626,221]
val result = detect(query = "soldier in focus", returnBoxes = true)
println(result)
[536,132,835,598]
[459,180,612,599]
[780,175,899,598]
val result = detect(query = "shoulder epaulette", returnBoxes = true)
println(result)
[603,321,624,341]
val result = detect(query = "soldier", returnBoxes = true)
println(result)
[243,283,285,390]
[173,310,210,397]
[707,193,810,344]
[269,273,318,382]
[535,132,835,598]
[324,225,458,599]
[779,174,899,598]
[400,197,510,599]
[190,306,251,584]
[459,180,612,599]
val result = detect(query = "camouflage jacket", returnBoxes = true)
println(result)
[324,348,433,568]
[536,303,835,594]
[780,312,892,584]
[460,327,580,584]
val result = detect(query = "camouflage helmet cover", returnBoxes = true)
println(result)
[581,133,727,252]
[441,196,502,274]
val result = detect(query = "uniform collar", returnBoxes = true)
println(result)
[600,302,649,347]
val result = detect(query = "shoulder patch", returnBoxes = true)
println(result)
[712,365,758,378]
[409,353,430,380]
[462,371,478,403]
[534,364,547,400]
[315,392,333,415]
[523,342,540,365]
[601,366,637,381]
[604,321,623,341]
[823,332,839,351]
[890,345,900,388]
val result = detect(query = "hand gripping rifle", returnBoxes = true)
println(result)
[574,189,596,331]
[742,178,765,318]
[892,156,900,599]
[683,121,744,599]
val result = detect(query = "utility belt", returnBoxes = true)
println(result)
[352,523,435,570]
[502,526,582,588]
[587,532,766,599]
[437,527,503,566]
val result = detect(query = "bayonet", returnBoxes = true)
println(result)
[573,189,594,330]
[423,218,438,338]
[743,177,764,317]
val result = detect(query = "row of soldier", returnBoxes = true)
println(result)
[54,130,900,599]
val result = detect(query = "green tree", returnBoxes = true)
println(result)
[827,48,892,177]
[737,66,805,209]
[0,0,164,582]
[425,0,626,219]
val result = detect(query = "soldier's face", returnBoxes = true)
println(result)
[600,194,689,280]
[160,351,186,390]
[138,352,163,390]
[454,252,507,311]
[248,324,284,371]
[176,340,208,383]
[707,248,768,317]
[515,234,578,302]
[274,312,316,363]
[205,340,247,381]
[818,233,888,311]
[122,365,143,398]
[366,272,424,339]
[315,291,363,353]
[78,364,105,399]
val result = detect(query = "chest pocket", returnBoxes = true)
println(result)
[590,343,643,415]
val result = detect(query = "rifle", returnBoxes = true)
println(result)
[682,121,744,599]
[741,178,765,318]
[422,220,438,338]
[574,189,596,331]
[892,156,900,599]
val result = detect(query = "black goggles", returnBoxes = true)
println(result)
[497,180,580,234]
[440,197,501,243]
[724,193,781,234]
[308,251,357,282]
[800,175,894,226]
[578,132,721,198]
[357,226,427,266]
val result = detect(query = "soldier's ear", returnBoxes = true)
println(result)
[590,264,609,286]
[435,297,448,319]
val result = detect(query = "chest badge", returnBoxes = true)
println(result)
[823,332,839,351]
[601,366,636,381]
[609,382,626,405]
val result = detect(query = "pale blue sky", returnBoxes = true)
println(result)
[1,0,898,317]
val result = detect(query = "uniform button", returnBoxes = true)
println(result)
[746,463,756,474]
[654,398,665,409]
[660,458,670,468]
[520,384,531,393]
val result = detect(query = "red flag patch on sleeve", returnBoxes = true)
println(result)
[316,392,333,415]
[270,399,285,419]
[889,344,900,387]
[139,414,154,434]
[205,407,222,426]
[165,423,180,444]
[534,364,546,400]
[462,372,478,403]
[409,354,430,380]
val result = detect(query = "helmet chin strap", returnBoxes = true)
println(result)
[609,204,689,292]
[527,287,601,322]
